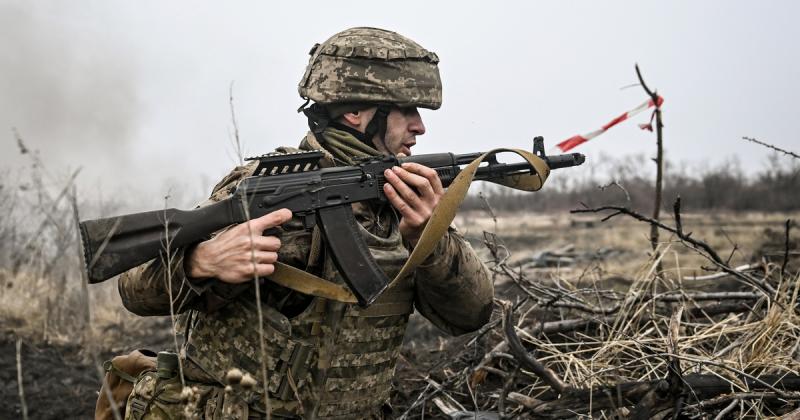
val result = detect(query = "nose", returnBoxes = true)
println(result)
[408,109,426,136]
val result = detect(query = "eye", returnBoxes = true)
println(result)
[400,106,419,116]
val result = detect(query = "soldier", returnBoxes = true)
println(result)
[116,27,493,419]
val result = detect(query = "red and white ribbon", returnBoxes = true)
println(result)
[556,95,664,152]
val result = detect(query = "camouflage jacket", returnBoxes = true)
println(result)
[117,134,493,417]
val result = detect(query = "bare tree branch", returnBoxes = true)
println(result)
[571,202,777,296]
[229,81,245,165]
[16,338,29,420]
[500,300,568,395]
[598,180,632,205]
[635,64,657,100]
[783,219,793,277]
[635,63,665,259]
[742,136,800,160]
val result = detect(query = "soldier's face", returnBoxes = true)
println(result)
[372,107,426,157]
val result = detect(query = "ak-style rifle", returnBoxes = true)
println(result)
[79,137,584,306]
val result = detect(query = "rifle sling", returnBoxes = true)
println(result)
[265,148,550,305]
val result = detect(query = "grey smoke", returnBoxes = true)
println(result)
[0,2,140,187]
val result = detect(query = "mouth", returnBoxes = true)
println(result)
[400,141,416,156]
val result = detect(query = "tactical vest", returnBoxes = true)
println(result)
[183,205,413,419]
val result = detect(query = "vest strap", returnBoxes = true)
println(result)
[103,359,138,383]
[348,300,414,318]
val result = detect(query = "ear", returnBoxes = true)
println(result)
[340,111,361,127]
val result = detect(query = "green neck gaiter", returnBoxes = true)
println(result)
[317,127,381,165]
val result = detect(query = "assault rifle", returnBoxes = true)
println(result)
[79,137,584,306]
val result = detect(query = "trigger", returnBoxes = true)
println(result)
[302,213,316,230]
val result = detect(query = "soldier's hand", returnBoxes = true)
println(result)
[185,208,293,283]
[383,160,444,247]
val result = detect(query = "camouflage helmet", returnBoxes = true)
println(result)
[298,27,442,110]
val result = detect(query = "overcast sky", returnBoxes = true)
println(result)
[2,1,798,206]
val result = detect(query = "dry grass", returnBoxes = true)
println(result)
[390,210,800,418]
[514,258,800,383]
[0,269,168,353]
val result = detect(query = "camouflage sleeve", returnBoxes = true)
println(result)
[118,162,260,317]
[413,227,494,335]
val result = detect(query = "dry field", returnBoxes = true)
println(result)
[401,210,800,418]
[456,210,795,276]
[1,209,798,418]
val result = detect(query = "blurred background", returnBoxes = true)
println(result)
[2,1,798,210]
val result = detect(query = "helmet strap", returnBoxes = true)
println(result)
[302,102,393,151]
[361,104,392,149]
[301,102,331,135]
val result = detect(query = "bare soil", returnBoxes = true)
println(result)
[1,319,97,419]
[0,316,173,419]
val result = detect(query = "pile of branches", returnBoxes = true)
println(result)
[394,204,799,419]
